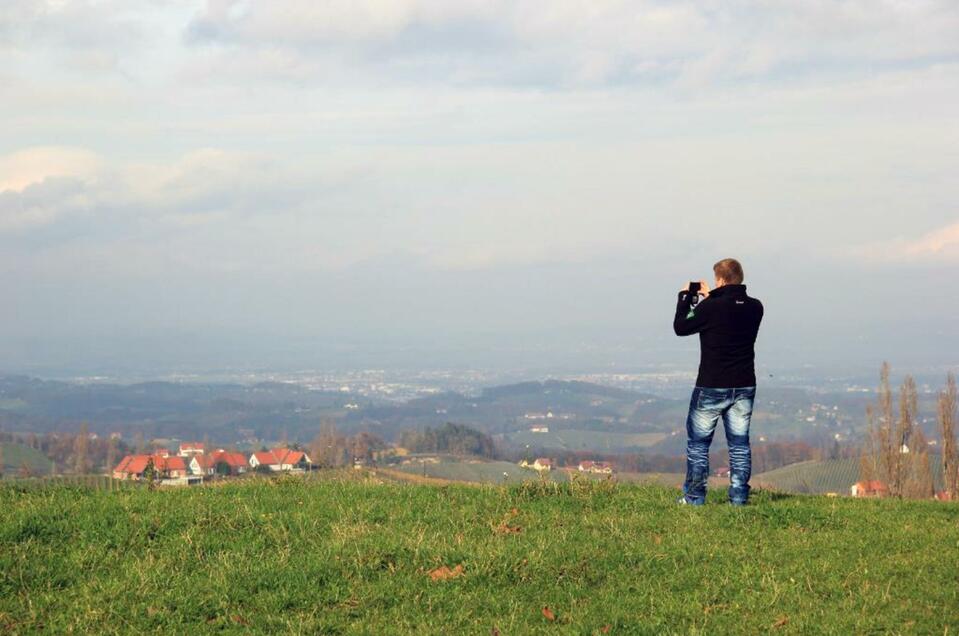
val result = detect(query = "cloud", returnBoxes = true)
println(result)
[0,147,102,192]
[851,220,959,264]
[183,0,959,88]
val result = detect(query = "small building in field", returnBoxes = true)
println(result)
[113,454,189,480]
[714,466,730,478]
[850,480,889,498]
[578,460,614,475]
[934,491,953,502]
[249,448,313,472]
[531,458,552,472]
[178,442,206,457]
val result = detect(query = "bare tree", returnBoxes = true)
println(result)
[876,362,897,494]
[106,436,117,475]
[860,404,879,483]
[73,423,90,475]
[939,372,958,498]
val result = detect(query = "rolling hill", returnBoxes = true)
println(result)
[0,442,53,477]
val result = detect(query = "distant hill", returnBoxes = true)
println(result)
[753,457,945,495]
[0,442,53,477]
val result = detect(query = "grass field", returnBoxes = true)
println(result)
[506,429,668,453]
[0,442,54,477]
[2,473,957,634]
[392,459,573,484]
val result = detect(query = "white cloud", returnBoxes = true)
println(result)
[0,147,102,192]
[182,0,959,87]
[851,220,959,264]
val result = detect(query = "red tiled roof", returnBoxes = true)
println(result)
[271,448,306,465]
[114,454,186,475]
[179,442,205,452]
[252,451,277,465]
[210,451,247,468]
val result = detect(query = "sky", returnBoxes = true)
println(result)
[1,0,958,377]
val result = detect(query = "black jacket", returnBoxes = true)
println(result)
[673,284,763,388]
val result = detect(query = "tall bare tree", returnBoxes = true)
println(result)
[73,423,90,475]
[106,435,117,475]
[939,372,958,498]
[860,404,879,483]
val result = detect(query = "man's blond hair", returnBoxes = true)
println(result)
[713,258,744,285]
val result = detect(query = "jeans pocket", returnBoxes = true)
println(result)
[696,388,726,410]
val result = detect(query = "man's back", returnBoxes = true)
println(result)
[673,283,763,388]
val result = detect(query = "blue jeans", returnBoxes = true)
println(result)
[682,386,756,505]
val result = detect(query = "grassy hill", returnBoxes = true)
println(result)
[754,457,945,495]
[1,474,957,633]
[0,442,53,477]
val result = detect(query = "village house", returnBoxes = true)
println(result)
[248,448,313,472]
[113,454,189,480]
[577,460,614,475]
[519,457,552,472]
[178,442,206,457]
[850,480,889,497]
[190,450,249,476]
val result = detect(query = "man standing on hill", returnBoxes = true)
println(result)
[673,258,764,505]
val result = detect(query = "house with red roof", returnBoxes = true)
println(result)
[113,454,189,480]
[190,450,249,476]
[248,448,313,472]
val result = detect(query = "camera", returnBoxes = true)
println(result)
[688,281,701,306]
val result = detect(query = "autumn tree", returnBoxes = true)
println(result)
[73,423,90,475]
[939,372,958,498]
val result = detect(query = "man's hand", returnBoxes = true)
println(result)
[698,279,711,298]
[681,280,711,297]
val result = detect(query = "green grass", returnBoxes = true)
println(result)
[393,459,573,483]
[1,473,957,634]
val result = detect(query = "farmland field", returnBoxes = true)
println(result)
[506,429,668,452]
[753,457,945,495]
[0,442,54,476]
[1,472,957,633]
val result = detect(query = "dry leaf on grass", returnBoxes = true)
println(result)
[601,625,611,633]
[428,564,464,581]
[542,606,556,621]
[493,523,522,535]
[773,615,788,628]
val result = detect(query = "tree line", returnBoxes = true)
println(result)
[860,363,957,499]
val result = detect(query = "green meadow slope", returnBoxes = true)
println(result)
[0,442,53,477]
[1,474,957,634]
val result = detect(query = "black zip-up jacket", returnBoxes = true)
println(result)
[673,284,763,388]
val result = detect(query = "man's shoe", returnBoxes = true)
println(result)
[677,495,704,506]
